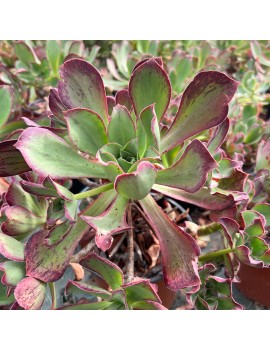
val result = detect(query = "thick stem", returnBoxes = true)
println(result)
[49,282,57,310]
[126,205,134,283]
[199,247,234,262]
[70,239,96,263]
[74,183,114,200]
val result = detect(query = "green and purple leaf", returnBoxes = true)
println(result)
[139,194,200,290]
[58,59,108,126]
[0,261,26,287]
[65,108,108,155]
[156,140,217,192]
[14,277,46,310]
[207,118,230,154]
[115,161,157,200]
[115,89,133,112]
[15,127,107,179]
[108,105,135,147]
[66,280,111,299]
[122,279,161,305]
[161,71,239,152]
[129,58,171,121]
[0,232,25,262]
[49,88,67,120]
[0,85,13,128]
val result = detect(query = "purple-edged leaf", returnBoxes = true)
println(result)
[115,89,133,112]
[132,300,167,310]
[14,277,46,310]
[156,140,217,193]
[207,118,230,154]
[0,85,13,127]
[250,41,270,67]
[0,261,26,287]
[256,140,270,171]
[49,88,67,119]
[80,252,123,290]
[44,221,72,246]
[25,190,117,282]
[161,71,239,152]
[235,245,265,267]
[20,180,58,198]
[65,108,108,155]
[81,194,129,251]
[153,184,235,211]
[15,127,107,179]
[0,139,31,177]
[139,194,200,290]
[66,280,111,299]
[115,161,157,200]
[108,105,135,147]
[0,275,15,306]
[58,59,108,126]
[219,217,239,248]
[0,232,24,262]
[59,301,112,310]
[122,279,161,305]
[137,105,160,158]
[107,96,116,116]
[129,58,171,121]
[252,204,270,227]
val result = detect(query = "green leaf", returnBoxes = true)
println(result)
[14,41,40,65]
[46,40,61,76]
[156,140,217,192]
[252,204,270,227]
[123,279,161,305]
[129,58,171,121]
[256,140,270,171]
[0,232,25,262]
[0,261,26,286]
[250,41,270,67]
[60,301,112,310]
[0,276,15,306]
[58,59,109,126]
[81,252,124,290]
[15,127,107,179]
[161,71,239,152]
[66,280,111,299]
[65,108,108,155]
[108,105,135,146]
[115,161,157,200]
[0,86,13,127]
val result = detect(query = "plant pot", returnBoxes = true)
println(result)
[236,262,270,307]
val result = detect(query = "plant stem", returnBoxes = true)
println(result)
[74,183,114,200]
[70,239,96,263]
[126,205,134,283]
[49,282,57,310]
[199,247,234,262]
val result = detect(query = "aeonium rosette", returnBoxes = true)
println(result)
[11,57,238,291]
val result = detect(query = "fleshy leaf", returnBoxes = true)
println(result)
[46,40,61,76]
[65,108,108,155]
[66,280,111,299]
[156,140,217,192]
[139,194,200,290]
[115,161,157,200]
[80,252,124,290]
[0,140,31,177]
[115,89,133,111]
[15,127,107,179]
[25,190,117,282]
[81,194,129,251]
[49,88,67,119]
[0,275,15,306]
[207,118,230,154]
[108,105,135,147]
[122,279,161,305]
[0,261,26,287]
[14,41,40,65]
[131,300,167,310]
[252,204,270,227]
[14,277,46,310]
[59,301,112,310]
[129,58,171,121]
[256,140,270,171]
[250,41,270,67]
[58,59,108,126]
[161,71,239,152]
[152,184,235,211]
[0,85,13,128]
[0,232,25,262]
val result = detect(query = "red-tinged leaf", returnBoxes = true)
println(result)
[0,232,24,262]
[49,88,67,119]
[80,252,124,290]
[129,58,171,121]
[235,245,265,267]
[219,217,239,248]
[161,71,239,152]
[14,277,46,310]
[152,184,235,211]
[139,194,200,290]
[58,59,108,126]
[207,118,230,154]
[115,161,157,200]
[250,41,270,67]
[15,127,107,179]
[59,301,112,310]
[0,261,26,287]
[108,105,136,147]
[107,96,116,116]
[115,89,133,111]
[44,221,72,246]
[0,139,31,177]
[65,108,108,155]
[81,195,129,251]
[122,279,161,304]
[156,140,217,192]
[132,300,167,310]
[252,204,270,227]
[25,190,117,282]
[0,275,15,306]
[66,280,111,299]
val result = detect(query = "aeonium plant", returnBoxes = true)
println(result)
[0,57,239,309]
